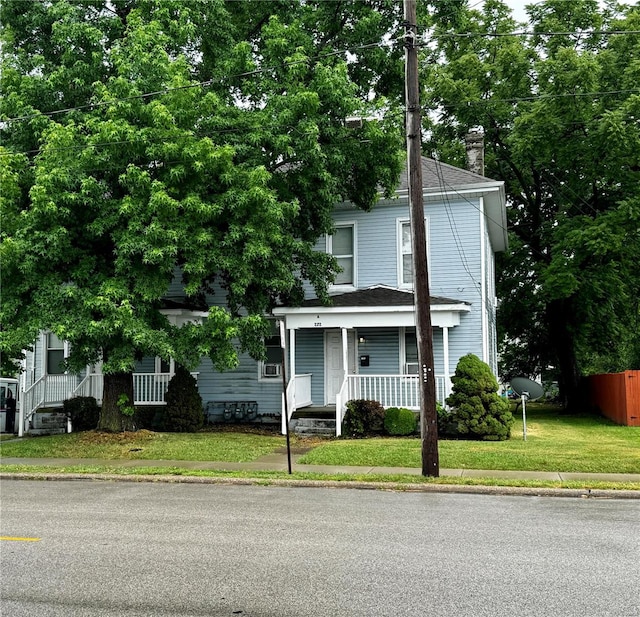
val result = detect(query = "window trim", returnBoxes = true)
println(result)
[327,222,357,291]
[258,320,284,383]
[43,332,69,375]
[397,217,429,289]
[155,357,175,375]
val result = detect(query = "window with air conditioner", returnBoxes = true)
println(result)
[263,363,281,377]
[260,321,282,380]
[405,362,419,375]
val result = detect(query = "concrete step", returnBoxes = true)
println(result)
[294,418,336,428]
[292,417,337,437]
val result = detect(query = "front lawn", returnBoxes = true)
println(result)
[0,429,285,463]
[298,406,640,474]
[1,406,638,475]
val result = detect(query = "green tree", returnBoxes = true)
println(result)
[423,0,640,409]
[0,1,404,430]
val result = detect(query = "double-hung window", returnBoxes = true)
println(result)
[46,332,66,375]
[397,218,429,288]
[260,321,282,380]
[328,223,356,289]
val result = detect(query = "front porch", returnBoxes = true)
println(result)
[283,372,447,436]
[19,372,183,436]
[274,286,467,437]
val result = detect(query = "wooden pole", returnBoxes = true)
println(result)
[404,0,439,476]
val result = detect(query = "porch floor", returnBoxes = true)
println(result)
[291,405,335,420]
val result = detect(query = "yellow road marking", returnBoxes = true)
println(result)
[0,536,41,542]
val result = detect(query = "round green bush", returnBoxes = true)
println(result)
[342,399,385,438]
[384,407,417,436]
[63,396,100,431]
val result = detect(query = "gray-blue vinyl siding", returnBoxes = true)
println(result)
[294,329,324,405]
[356,328,400,374]
[195,354,282,417]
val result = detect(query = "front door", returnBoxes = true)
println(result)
[324,330,356,405]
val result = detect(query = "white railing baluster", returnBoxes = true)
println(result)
[340,374,447,410]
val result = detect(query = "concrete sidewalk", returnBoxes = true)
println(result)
[1,453,639,484]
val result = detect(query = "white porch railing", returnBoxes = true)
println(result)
[74,374,104,401]
[22,374,81,418]
[133,373,172,405]
[281,373,312,434]
[335,374,447,436]
[20,372,188,433]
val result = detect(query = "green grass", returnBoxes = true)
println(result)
[298,406,640,474]
[0,430,284,462]
[1,464,639,492]
[1,406,638,479]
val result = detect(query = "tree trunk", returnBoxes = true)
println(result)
[547,300,583,412]
[98,372,136,432]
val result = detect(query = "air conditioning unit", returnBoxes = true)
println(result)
[405,362,419,375]
[263,363,281,377]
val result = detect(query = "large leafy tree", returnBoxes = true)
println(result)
[0,0,405,430]
[422,0,640,410]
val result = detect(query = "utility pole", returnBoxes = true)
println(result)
[404,0,439,477]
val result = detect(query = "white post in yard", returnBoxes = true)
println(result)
[442,326,450,402]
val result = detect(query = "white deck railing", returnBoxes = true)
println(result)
[20,372,186,431]
[281,374,313,434]
[133,373,172,405]
[335,374,447,436]
[74,374,104,401]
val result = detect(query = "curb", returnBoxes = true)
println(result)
[2,471,639,499]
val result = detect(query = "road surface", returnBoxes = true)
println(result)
[1,480,638,616]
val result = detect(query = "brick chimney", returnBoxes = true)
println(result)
[465,128,484,176]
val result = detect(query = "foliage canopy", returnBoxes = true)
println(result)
[0,1,405,428]
[423,0,640,408]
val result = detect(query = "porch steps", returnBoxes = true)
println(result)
[291,416,337,438]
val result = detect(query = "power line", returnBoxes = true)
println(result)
[1,39,399,124]
[427,29,640,39]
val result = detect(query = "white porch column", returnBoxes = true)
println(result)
[442,326,451,402]
[341,327,348,381]
[289,328,296,380]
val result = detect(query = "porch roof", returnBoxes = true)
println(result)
[273,286,470,329]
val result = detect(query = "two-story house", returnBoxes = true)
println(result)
[14,154,507,436]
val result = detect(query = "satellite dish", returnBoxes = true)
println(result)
[510,377,544,401]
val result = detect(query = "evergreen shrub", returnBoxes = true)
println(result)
[445,354,514,441]
[384,407,417,435]
[437,402,458,438]
[161,366,204,432]
[342,399,385,438]
[63,396,100,431]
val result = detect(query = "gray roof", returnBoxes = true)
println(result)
[299,286,469,308]
[397,157,496,192]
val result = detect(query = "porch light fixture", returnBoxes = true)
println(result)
[358,337,367,344]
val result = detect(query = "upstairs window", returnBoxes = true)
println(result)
[398,219,429,288]
[46,333,66,375]
[328,223,356,288]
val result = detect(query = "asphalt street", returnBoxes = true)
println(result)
[1,480,639,616]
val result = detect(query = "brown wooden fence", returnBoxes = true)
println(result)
[588,371,640,426]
